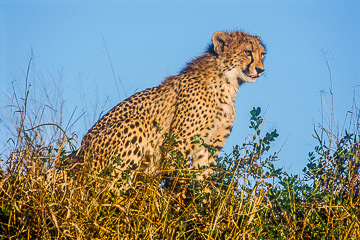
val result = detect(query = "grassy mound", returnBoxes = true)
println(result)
[1,101,359,239]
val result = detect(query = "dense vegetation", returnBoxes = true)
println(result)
[0,83,359,239]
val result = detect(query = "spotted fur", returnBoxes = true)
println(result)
[71,30,266,177]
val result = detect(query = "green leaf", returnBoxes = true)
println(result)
[193,135,200,143]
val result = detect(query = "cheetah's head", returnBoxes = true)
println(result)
[212,31,266,84]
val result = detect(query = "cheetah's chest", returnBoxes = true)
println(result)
[218,81,238,120]
[216,92,236,127]
[204,83,238,142]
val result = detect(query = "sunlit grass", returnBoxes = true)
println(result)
[0,76,359,239]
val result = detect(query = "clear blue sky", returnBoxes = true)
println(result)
[1,0,359,175]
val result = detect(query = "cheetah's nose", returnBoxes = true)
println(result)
[256,67,264,75]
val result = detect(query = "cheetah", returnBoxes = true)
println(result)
[71,30,266,179]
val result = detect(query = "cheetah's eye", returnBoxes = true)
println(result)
[244,50,252,56]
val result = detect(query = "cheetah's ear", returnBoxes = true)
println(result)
[212,31,229,54]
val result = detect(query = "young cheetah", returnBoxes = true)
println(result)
[71,30,266,178]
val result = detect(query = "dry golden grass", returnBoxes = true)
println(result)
[0,73,359,239]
